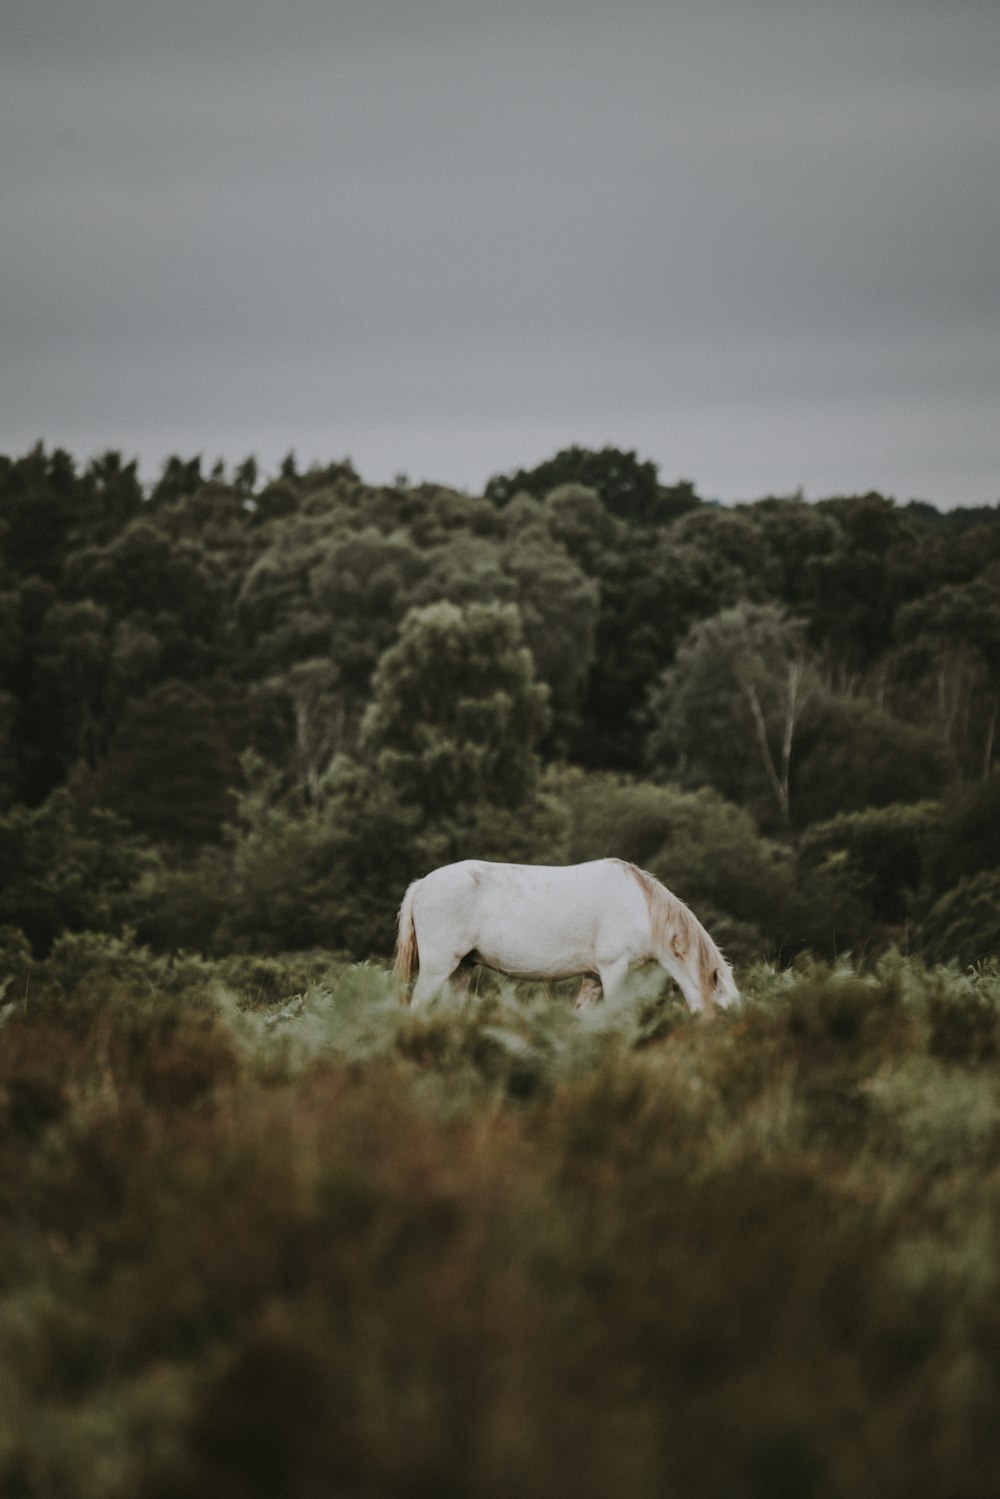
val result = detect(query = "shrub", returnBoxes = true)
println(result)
[39,928,211,998]
[0,923,32,1005]
[792,696,953,826]
[924,772,1000,894]
[925,969,999,1064]
[0,790,154,955]
[4,958,1000,1498]
[798,802,940,925]
[919,873,1000,969]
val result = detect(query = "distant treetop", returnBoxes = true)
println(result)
[484,445,700,527]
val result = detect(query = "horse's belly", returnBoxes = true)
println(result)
[470,915,597,981]
[473,949,592,982]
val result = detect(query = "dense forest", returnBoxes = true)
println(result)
[4,442,1000,1499]
[2,440,999,974]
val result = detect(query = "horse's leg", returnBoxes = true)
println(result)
[407,953,458,1013]
[410,951,473,1008]
[410,965,449,1007]
[596,956,630,1005]
[573,975,602,1010]
[445,958,475,1006]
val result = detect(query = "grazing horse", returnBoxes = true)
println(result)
[394,858,740,1015]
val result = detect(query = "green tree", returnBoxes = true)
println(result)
[403,511,599,747]
[893,573,1000,777]
[485,445,696,527]
[498,532,598,747]
[238,517,430,745]
[149,454,203,508]
[233,455,259,500]
[210,755,355,954]
[647,604,815,826]
[65,521,223,643]
[542,483,623,572]
[0,691,17,809]
[359,601,550,817]
[797,802,941,927]
[77,451,143,544]
[805,494,920,680]
[0,790,153,955]
[309,529,430,706]
[745,496,841,613]
[923,773,1000,896]
[572,532,724,772]
[17,599,113,794]
[396,482,500,549]
[791,697,953,827]
[0,443,82,582]
[667,507,774,597]
[85,680,243,849]
[272,658,346,805]
[919,872,1000,968]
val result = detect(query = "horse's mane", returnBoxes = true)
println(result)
[616,860,727,992]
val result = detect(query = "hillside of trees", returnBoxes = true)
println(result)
[2,440,998,973]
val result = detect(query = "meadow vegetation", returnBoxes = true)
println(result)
[2,444,1000,1494]
[3,953,1000,1498]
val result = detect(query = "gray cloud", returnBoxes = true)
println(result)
[2,0,998,502]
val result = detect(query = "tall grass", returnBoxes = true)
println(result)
[2,954,1000,1498]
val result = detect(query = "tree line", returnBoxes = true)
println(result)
[1,441,999,971]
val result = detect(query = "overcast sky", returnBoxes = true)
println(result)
[2,0,998,506]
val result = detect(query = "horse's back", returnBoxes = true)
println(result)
[411,859,647,980]
[418,858,628,912]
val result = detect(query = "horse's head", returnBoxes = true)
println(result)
[707,961,741,1013]
[639,868,742,1017]
[675,954,741,1016]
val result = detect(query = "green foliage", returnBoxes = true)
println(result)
[38,928,211,1000]
[485,443,692,526]
[925,772,1000,892]
[496,528,600,742]
[894,575,1000,776]
[127,844,237,954]
[3,442,1000,977]
[646,603,811,822]
[0,790,154,956]
[798,802,941,924]
[806,492,921,674]
[84,680,244,847]
[4,959,1000,1496]
[0,923,32,1004]
[360,600,550,815]
[923,966,1000,1064]
[578,522,756,770]
[306,526,431,700]
[744,495,841,612]
[541,482,622,568]
[0,444,87,580]
[919,873,1000,970]
[792,695,953,826]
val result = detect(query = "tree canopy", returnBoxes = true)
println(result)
[1,440,998,964]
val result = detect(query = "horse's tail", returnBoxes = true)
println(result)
[393,879,421,997]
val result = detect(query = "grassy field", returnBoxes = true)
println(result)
[2,953,1000,1498]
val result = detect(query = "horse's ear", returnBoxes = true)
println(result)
[711,967,720,989]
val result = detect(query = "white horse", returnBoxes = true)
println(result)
[394,858,740,1015]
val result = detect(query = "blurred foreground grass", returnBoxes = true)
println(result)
[2,951,1000,1499]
